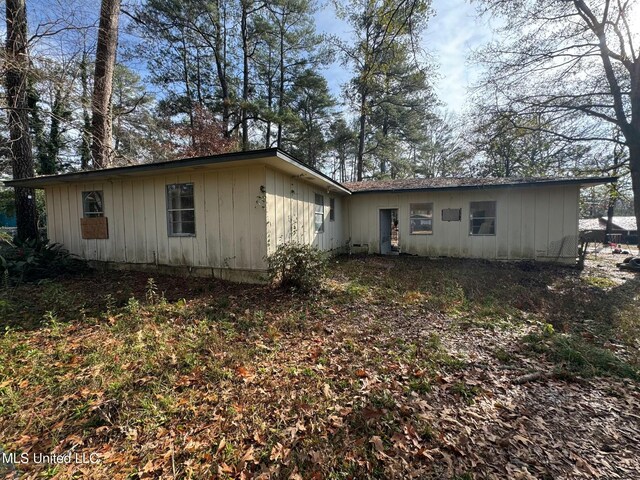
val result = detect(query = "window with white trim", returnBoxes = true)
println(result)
[469,201,496,235]
[82,191,104,217]
[409,203,433,234]
[329,198,335,221]
[166,183,195,236]
[315,194,324,233]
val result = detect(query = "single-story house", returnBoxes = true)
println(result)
[579,216,638,245]
[6,148,614,282]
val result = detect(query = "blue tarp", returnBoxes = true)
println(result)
[0,212,17,228]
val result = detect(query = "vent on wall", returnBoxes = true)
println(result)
[442,208,462,222]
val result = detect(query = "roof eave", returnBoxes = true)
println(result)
[4,148,352,193]
[274,150,351,194]
[348,176,617,194]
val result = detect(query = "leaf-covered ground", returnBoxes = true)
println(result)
[1,254,639,479]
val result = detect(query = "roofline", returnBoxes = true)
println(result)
[4,147,350,193]
[348,176,617,194]
[274,149,351,194]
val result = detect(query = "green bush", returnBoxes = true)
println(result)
[0,238,87,286]
[266,242,328,292]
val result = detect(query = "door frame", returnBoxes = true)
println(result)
[378,207,399,255]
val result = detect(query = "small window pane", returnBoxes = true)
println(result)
[167,183,195,236]
[329,198,335,222]
[315,194,324,233]
[470,201,496,235]
[410,203,433,234]
[82,191,104,217]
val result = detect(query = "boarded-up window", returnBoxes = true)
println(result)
[410,203,433,234]
[167,183,195,236]
[442,208,461,222]
[469,201,496,235]
[315,194,324,233]
[329,198,335,221]
[81,217,109,239]
[82,191,104,217]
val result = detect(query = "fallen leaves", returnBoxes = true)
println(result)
[1,257,639,479]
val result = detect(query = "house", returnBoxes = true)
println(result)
[0,174,18,231]
[6,148,614,282]
[579,216,638,245]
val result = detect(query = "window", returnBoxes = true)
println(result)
[167,183,195,236]
[82,191,104,217]
[315,194,324,233]
[409,203,433,234]
[442,208,462,222]
[469,201,496,235]
[329,198,335,222]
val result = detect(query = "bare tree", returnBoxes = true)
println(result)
[475,0,640,246]
[91,0,121,169]
[5,0,38,239]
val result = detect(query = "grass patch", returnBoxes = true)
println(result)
[449,381,482,405]
[583,276,618,289]
[524,330,639,380]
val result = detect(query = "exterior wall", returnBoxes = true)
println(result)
[265,167,345,255]
[44,165,269,277]
[345,185,580,263]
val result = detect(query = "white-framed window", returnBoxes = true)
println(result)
[315,194,324,233]
[329,198,335,222]
[166,183,195,236]
[469,201,496,235]
[82,191,104,217]
[409,203,433,234]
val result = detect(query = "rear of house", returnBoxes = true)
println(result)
[344,177,612,265]
[6,148,614,280]
[9,149,348,283]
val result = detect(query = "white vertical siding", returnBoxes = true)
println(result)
[43,165,268,271]
[43,167,581,272]
[265,167,345,255]
[346,185,580,263]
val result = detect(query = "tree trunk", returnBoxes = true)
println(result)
[356,93,366,181]
[277,16,285,148]
[180,33,195,150]
[241,1,249,151]
[265,50,273,148]
[629,141,640,248]
[605,201,614,245]
[90,0,121,169]
[80,52,92,170]
[5,0,38,240]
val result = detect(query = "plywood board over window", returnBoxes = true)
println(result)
[81,217,109,239]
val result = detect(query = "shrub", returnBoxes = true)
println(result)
[0,238,87,286]
[266,242,328,292]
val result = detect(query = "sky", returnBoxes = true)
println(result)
[17,0,491,115]
[314,0,492,115]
